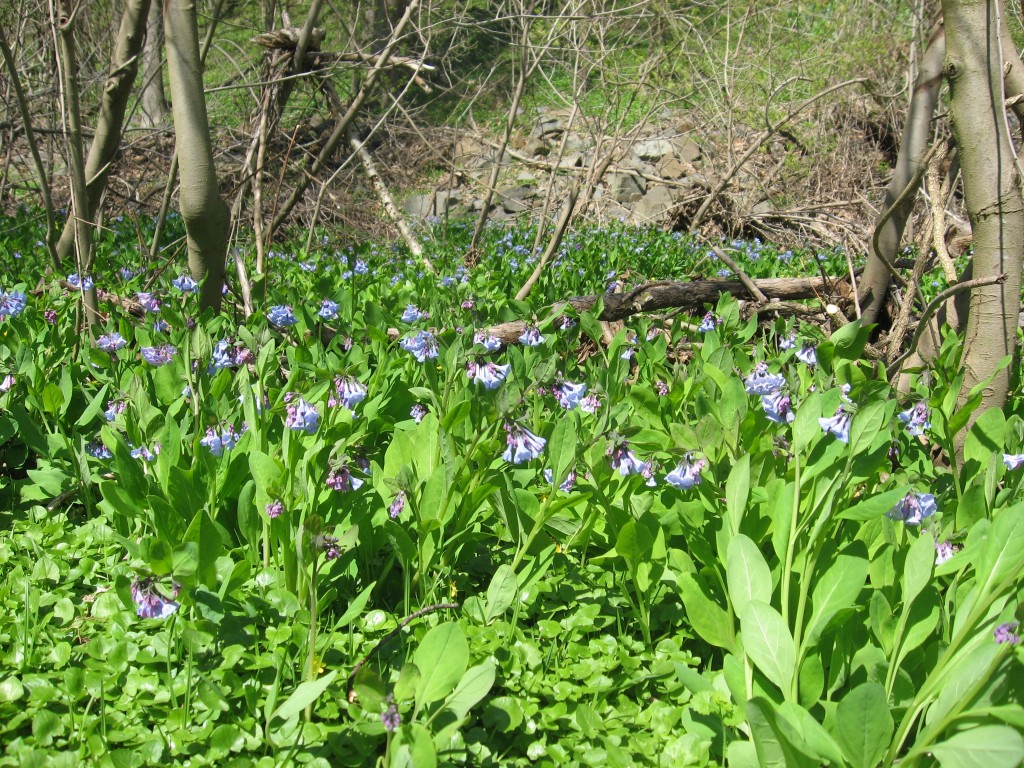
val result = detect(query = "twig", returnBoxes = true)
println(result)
[709,245,767,303]
[346,603,459,693]
[886,274,1008,377]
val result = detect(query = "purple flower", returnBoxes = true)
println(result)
[68,273,94,291]
[265,499,284,519]
[898,402,931,437]
[503,421,546,464]
[137,292,161,313]
[621,346,635,361]
[200,425,239,456]
[744,362,786,396]
[887,492,937,525]
[44,309,57,324]
[389,491,406,519]
[779,334,797,350]
[285,397,319,433]
[318,299,339,320]
[104,399,126,421]
[410,404,427,423]
[152,318,170,333]
[543,468,577,492]
[461,299,475,310]
[268,305,298,327]
[819,408,852,443]
[519,326,544,346]
[86,441,113,459]
[468,361,510,390]
[994,621,1021,645]
[665,455,705,490]
[330,376,367,410]
[172,274,199,293]
[607,441,656,486]
[655,380,669,397]
[208,339,238,373]
[119,267,137,280]
[0,374,13,394]
[130,577,179,619]
[474,331,502,351]
[326,463,364,492]
[559,317,576,330]
[796,343,817,366]
[698,312,718,332]
[935,539,959,565]
[580,393,601,414]
[399,330,438,362]
[1002,453,1024,470]
[553,380,587,410]
[0,290,27,319]
[141,344,176,366]
[382,701,401,732]
[401,304,427,323]
[96,332,127,352]
[762,391,795,424]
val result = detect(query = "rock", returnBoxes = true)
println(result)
[497,185,537,213]
[633,138,675,162]
[525,137,551,157]
[403,193,435,218]
[435,189,462,213]
[452,138,492,169]
[656,155,690,180]
[752,200,773,215]
[632,185,675,224]
[670,136,702,163]
[606,171,646,204]
[534,116,565,138]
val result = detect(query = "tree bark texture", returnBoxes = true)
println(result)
[943,0,1024,423]
[140,0,169,127]
[55,0,152,264]
[859,17,945,327]
[164,0,230,312]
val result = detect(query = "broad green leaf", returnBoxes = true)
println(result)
[443,660,496,720]
[833,682,893,768]
[746,697,818,768]
[725,455,750,533]
[807,544,868,646]
[484,565,518,623]
[414,622,468,706]
[848,400,887,457]
[394,723,437,768]
[838,487,907,521]
[977,503,1024,596]
[272,669,338,722]
[741,601,796,694]
[931,726,1024,768]
[902,532,936,608]
[677,573,733,650]
[963,408,1007,483]
[778,701,846,766]
[727,534,772,617]
[547,416,577,488]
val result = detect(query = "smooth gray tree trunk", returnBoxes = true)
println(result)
[140,0,169,127]
[859,17,945,327]
[164,0,229,312]
[943,0,1024,431]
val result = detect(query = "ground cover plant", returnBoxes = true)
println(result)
[0,215,1022,767]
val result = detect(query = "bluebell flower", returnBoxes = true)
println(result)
[796,343,817,365]
[137,292,161,313]
[208,339,237,373]
[401,304,427,323]
[580,393,601,413]
[104,399,126,421]
[779,250,793,262]
[141,344,176,366]
[130,443,160,461]
[285,398,319,433]
[744,362,786,395]
[543,468,577,492]
[621,346,635,361]
[779,334,797,350]
[665,455,705,489]
[553,380,587,410]
[67,273,94,291]
[330,376,367,410]
[399,330,438,362]
[410,404,427,423]
[200,425,239,456]
[0,290,27,320]
[898,402,931,437]
[468,361,510,390]
[265,499,284,518]
[1002,453,1024,470]
[698,312,718,332]
[440,276,456,287]
[607,441,656,486]
[762,391,795,424]
[96,332,127,352]
[503,421,546,464]
[935,539,959,565]
[326,462,364,492]
[318,299,339,320]
[717,268,733,278]
[474,331,502,351]
[389,491,406,519]
[152,319,170,333]
[819,407,852,443]
[172,274,198,293]
[354,259,369,275]
[131,577,179,619]
[887,491,937,525]
[994,621,1021,645]
[519,326,544,346]
[120,267,137,280]
[268,305,298,327]
[86,441,113,459]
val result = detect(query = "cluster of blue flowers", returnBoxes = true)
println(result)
[0,289,27,320]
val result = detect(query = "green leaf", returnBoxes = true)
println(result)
[746,697,818,768]
[395,723,437,768]
[806,544,868,646]
[725,454,750,533]
[727,534,772,617]
[547,416,577,487]
[931,726,1024,768]
[977,503,1024,596]
[741,601,796,694]
[902,533,935,609]
[838,487,907,521]
[484,565,518,623]
[443,660,496,721]
[414,622,468,706]
[832,682,893,768]
[272,669,339,722]
[848,400,887,457]
[677,573,733,650]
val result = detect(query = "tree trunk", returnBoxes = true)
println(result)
[859,17,945,327]
[54,0,152,264]
[943,0,1024,431]
[140,0,169,127]
[164,0,229,312]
